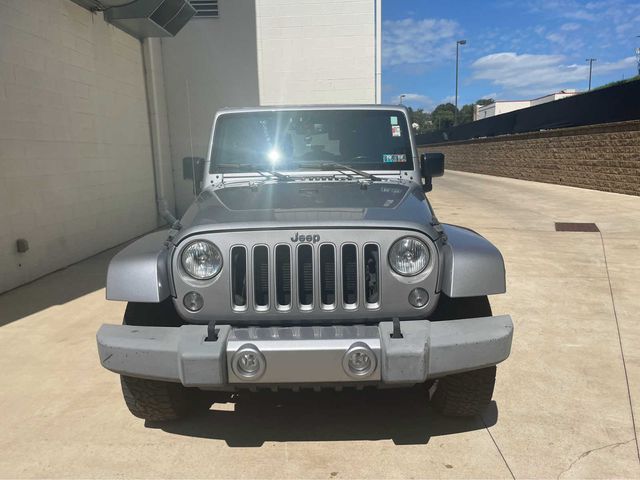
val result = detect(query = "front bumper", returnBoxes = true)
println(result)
[96,316,513,387]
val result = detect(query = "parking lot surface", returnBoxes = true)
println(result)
[1,171,639,479]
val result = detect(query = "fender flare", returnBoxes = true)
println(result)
[106,230,172,302]
[440,224,506,297]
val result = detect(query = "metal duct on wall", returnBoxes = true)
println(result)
[105,0,196,38]
[71,0,196,38]
[70,1,143,11]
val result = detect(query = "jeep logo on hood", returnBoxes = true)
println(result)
[291,232,320,243]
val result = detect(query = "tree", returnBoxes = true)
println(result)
[457,103,475,124]
[406,107,433,134]
[409,97,498,132]
[476,98,494,106]
[450,98,496,126]
[430,103,456,130]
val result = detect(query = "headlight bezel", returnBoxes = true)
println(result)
[388,236,431,277]
[180,239,223,280]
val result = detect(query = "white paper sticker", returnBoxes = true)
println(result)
[391,125,401,137]
[383,153,407,163]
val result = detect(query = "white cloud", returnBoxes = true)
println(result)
[527,0,598,20]
[615,15,640,35]
[560,22,581,31]
[383,18,461,67]
[471,52,636,96]
[391,93,435,109]
[528,0,640,38]
[546,32,566,44]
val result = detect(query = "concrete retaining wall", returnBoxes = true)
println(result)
[419,120,640,196]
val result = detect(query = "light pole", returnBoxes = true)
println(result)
[636,35,640,75]
[455,39,467,124]
[586,58,597,91]
[399,94,406,105]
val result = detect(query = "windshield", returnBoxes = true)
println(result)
[210,109,414,173]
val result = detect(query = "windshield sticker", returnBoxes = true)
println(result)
[383,153,407,163]
[391,125,402,137]
[390,116,398,125]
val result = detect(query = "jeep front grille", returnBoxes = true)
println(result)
[230,242,380,313]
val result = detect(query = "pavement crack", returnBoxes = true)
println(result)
[481,414,516,479]
[599,232,640,463]
[556,439,634,479]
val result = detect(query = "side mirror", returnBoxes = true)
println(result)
[182,157,205,195]
[420,152,445,192]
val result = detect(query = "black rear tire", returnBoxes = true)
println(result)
[429,295,498,417]
[119,300,206,422]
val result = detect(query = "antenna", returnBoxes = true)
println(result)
[185,79,197,199]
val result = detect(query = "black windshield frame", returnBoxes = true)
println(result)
[209,109,414,173]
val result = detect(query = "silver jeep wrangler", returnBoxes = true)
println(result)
[97,105,513,421]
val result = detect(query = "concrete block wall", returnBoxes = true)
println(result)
[255,0,381,105]
[0,0,157,293]
[419,121,640,196]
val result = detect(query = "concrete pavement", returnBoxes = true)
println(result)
[1,171,639,478]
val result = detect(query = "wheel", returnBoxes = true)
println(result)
[119,300,206,422]
[120,375,201,421]
[431,366,496,417]
[429,295,498,417]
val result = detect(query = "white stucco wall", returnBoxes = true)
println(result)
[255,0,381,105]
[0,0,157,293]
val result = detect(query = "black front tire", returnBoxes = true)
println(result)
[121,375,200,422]
[429,295,498,417]
[431,366,496,417]
[119,300,206,422]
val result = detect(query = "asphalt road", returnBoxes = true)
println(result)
[1,171,639,478]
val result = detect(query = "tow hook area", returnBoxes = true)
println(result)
[391,317,404,339]
[205,319,218,342]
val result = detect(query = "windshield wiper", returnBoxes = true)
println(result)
[216,163,292,181]
[297,161,380,181]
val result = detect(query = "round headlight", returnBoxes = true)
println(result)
[181,240,223,280]
[388,237,430,276]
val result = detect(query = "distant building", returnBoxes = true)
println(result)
[473,90,579,121]
[474,100,531,120]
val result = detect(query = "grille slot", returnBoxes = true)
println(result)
[342,244,358,307]
[231,246,247,309]
[364,244,380,306]
[253,246,269,309]
[298,245,314,308]
[320,244,336,308]
[275,245,291,308]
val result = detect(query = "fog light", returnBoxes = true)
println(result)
[408,288,429,308]
[183,291,203,312]
[342,342,377,378]
[232,344,266,380]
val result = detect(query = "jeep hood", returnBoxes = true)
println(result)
[173,180,438,243]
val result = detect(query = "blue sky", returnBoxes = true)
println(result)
[382,0,640,110]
